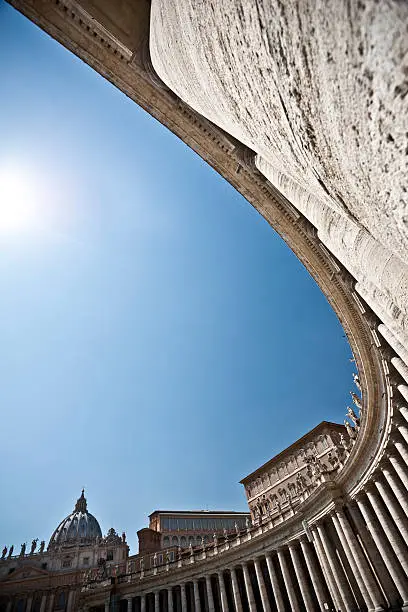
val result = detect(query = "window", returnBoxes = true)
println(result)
[171,536,179,546]
[106,551,113,561]
[83,557,89,566]
[163,536,170,547]
[62,559,72,568]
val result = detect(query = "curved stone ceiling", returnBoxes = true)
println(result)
[150,0,408,364]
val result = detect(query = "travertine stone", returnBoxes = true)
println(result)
[277,549,300,612]
[242,563,256,612]
[217,572,228,612]
[265,555,285,612]
[334,509,384,610]
[312,528,343,612]
[367,484,408,574]
[230,568,243,612]
[193,580,201,612]
[180,584,187,612]
[331,513,370,610]
[151,0,408,359]
[317,523,355,611]
[254,558,271,612]
[288,542,315,612]
[357,494,408,603]
[300,538,329,612]
[205,576,215,612]
[381,462,408,518]
[388,452,408,490]
[167,589,173,612]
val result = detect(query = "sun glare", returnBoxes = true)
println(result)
[0,165,41,233]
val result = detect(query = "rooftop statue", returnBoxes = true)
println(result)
[30,539,38,555]
[347,406,360,429]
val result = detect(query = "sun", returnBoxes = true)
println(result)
[0,165,40,233]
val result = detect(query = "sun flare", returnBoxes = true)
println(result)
[0,165,40,233]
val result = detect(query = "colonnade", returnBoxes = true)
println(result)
[5,589,76,612]
[105,412,408,612]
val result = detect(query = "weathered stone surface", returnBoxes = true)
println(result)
[150,0,408,352]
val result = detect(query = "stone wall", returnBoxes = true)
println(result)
[150,0,408,361]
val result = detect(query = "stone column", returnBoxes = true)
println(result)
[242,562,257,612]
[265,555,285,612]
[333,509,384,611]
[104,599,110,612]
[140,594,146,612]
[167,588,173,612]
[365,484,408,575]
[348,502,401,606]
[39,596,47,612]
[254,558,271,612]
[381,461,408,518]
[5,601,12,612]
[331,512,370,609]
[400,403,408,421]
[357,493,408,605]
[205,576,215,612]
[47,594,54,612]
[277,548,300,612]
[393,434,408,467]
[126,596,133,612]
[26,597,33,612]
[230,568,243,612]
[288,542,315,612]
[388,450,408,490]
[317,522,355,611]
[312,527,343,612]
[193,580,201,612]
[154,591,160,612]
[67,591,75,612]
[181,584,187,612]
[396,420,408,445]
[217,572,228,612]
[300,538,328,611]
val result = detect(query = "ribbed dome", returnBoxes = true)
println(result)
[48,490,102,549]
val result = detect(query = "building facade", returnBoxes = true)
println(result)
[148,512,250,551]
[0,492,128,612]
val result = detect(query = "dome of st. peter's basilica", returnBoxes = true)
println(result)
[48,490,102,549]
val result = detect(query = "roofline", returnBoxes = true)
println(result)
[240,421,345,484]
[148,510,250,519]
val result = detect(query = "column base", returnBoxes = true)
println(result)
[401,603,408,612]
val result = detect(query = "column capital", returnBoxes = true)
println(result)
[362,481,377,495]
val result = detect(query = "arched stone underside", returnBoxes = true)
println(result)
[6,1,408,610]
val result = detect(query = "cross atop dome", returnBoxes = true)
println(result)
[74,489,87,513]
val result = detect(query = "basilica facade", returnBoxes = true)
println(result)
[0,492,128,612]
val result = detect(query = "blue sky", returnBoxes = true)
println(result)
[0,2,354,554]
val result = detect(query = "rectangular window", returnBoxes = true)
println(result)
[107,551,113,561]
[83,557,89,566]
[62,560,71,568]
